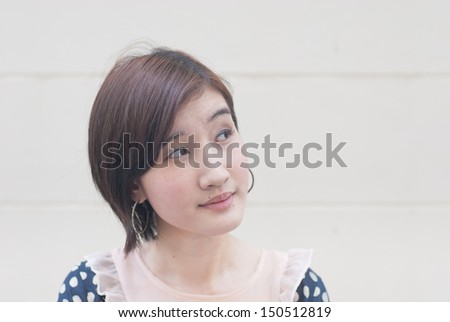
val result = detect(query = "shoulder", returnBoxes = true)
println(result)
[279,249,329,302]
[295,268,330,302]
[57,261,104,302]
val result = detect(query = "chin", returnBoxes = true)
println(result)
[208,212,244,236]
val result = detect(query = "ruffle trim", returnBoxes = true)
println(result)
[85,251,126,302]
[279,248,313,301]
[84,248,312,302]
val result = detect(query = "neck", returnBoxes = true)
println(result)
[139,230,242,293]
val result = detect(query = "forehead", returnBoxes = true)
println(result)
[173,89,229,127]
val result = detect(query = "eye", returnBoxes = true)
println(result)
[168,147,189,159]
[217,129,233,142]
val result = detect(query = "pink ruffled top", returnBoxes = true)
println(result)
[85,248,313,302]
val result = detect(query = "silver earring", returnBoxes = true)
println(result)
[142,201,158,239]
[149,209,158,238]
[131,201,149,239]
[248,169,255,193]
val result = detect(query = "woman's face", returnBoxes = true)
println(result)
[137,88,249,238]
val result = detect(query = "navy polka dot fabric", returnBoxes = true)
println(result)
[57,261,104,302]
[58,262,329,302]
[295,268,329,302]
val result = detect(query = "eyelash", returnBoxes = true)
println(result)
[217,128,233,141]
[168,128,234,159]
[168,147,189,159]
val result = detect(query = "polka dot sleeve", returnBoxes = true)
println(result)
[294,268,330,302]
[57,261,104,302]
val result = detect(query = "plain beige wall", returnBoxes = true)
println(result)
[1,0,449,301]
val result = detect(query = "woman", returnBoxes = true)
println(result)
[57,47,329,302]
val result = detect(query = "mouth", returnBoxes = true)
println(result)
[200,192,235,211]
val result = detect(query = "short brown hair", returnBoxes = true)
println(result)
[88,47,238,253]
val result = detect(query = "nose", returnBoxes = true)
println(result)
[198,147,230,190]
[199,163,230,189]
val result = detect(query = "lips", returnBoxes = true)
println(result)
[200,192,235,211]
[200,192,234,206]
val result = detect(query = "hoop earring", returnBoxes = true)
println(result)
[150,211,158,238]
[142,200,158,239]
[131,201,149,238]
[248,169,255,193]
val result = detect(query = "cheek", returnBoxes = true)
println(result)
[227,142,249,185]
[144,170,190,209]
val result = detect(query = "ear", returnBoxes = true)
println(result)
[130,180,146,204]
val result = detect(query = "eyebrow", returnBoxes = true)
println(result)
[208,107,231,124]
[162,107,231,145]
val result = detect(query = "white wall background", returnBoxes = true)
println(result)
[1,0,449,301]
